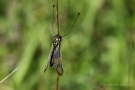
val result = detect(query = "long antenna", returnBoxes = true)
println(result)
[56,0,60,36]
[52,5,56,34]
[62,13,80,37]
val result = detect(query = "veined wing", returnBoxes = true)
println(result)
[53,45,63,76]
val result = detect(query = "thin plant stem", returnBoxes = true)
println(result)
[0,67,18,83]
[56,74,59,90]
[56,0,60,36]
[56,0,60,90]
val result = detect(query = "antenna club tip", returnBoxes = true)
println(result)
[53,5,55,7]
[78,13,80,16]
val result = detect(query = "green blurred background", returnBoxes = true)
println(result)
[0,0,135,90]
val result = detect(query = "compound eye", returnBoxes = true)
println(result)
[56,38,58,41]
[58,38,61,41]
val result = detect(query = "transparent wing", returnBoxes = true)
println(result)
[53,58,63,76]
[53,45,63,76]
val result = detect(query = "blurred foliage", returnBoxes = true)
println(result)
[0,0,135,90]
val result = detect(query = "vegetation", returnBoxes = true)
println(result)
[0,0,135,90]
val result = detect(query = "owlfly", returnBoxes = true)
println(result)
[44,5,80,76]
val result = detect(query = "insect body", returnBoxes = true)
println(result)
[44,35,63,76]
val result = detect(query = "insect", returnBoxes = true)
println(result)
[44,5,80,76]
[44,34,63,76]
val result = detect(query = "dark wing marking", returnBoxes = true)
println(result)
[50,45,55,67]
